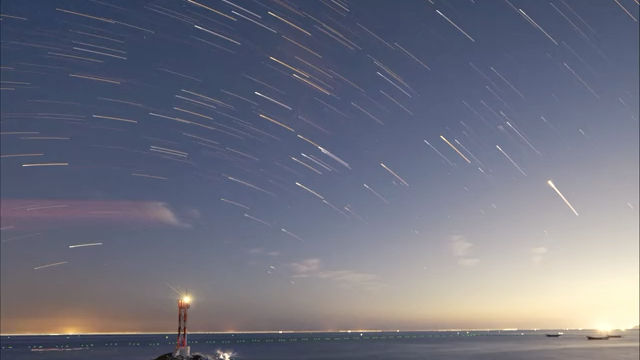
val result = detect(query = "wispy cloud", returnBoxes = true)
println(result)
[451,235,473,257]
[457,258,480,267]
[529,247,548,264]
[289,258,321,273]
[145,202,192,228]
[288,258,383,290]
[0,200,192,228]
[450,235,479,267]
[248,248,280,256]
[185,208,201,219]
[316,270,383,290]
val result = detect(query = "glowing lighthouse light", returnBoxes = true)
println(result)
[175,295,191,357]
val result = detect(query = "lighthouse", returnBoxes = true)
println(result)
[175,296,191,357]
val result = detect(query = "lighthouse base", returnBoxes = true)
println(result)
[153,351,212,360]
[176,346,191,357]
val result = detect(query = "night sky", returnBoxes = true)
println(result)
[1,0,638,334]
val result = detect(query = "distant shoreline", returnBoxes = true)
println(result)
[2,328,638,336]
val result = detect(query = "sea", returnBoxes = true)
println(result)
[1,329,638,360]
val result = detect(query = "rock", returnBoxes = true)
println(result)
[152,353,214,360]
[153,353,174,360]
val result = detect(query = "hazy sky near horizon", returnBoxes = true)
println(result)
[1,0,638,334]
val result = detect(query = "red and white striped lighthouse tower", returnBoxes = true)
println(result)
[175,296,191,356]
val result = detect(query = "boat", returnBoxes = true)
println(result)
[586,336,609,340]
[545,334,562,337]
[608,335,622,338]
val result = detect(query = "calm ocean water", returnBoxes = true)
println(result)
[1,330,638,360]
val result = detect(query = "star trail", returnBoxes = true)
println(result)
[0,0,638,334]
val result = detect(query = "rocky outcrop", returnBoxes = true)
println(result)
[153,353,212,360]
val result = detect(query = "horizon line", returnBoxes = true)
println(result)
[2,327,636,336]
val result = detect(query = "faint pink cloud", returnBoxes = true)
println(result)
[0,200,191,228]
